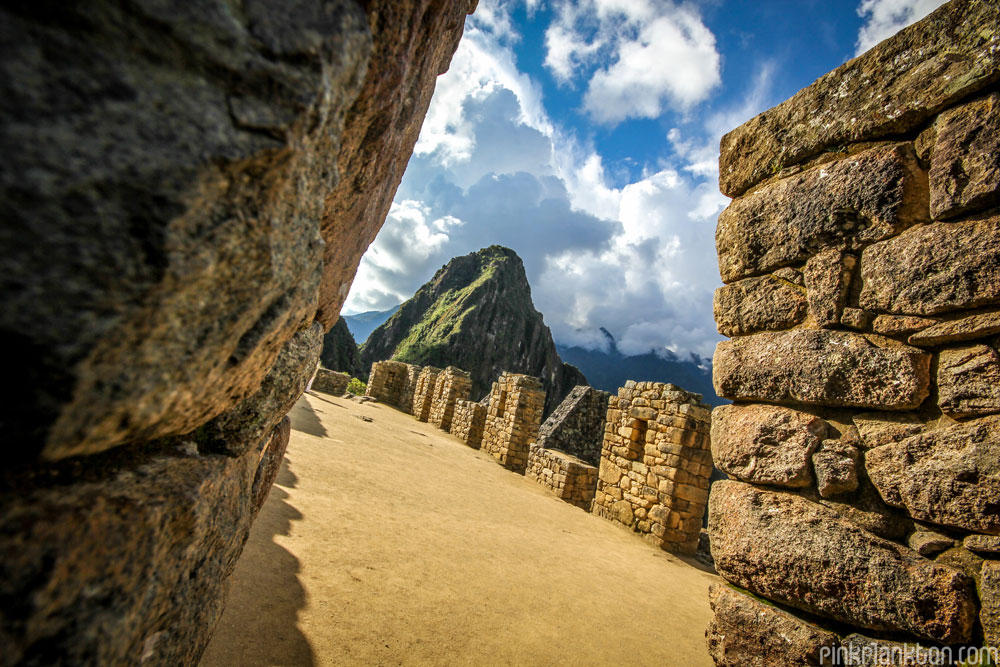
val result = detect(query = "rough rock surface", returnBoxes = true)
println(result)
[713,330,930,410]
[804,249,855,329]
[716,144,928,283]
[907,527,956,557]
[840,634,957,667]
[361,246,587,417]
[982,562,1000,653]
[709,481,976,644]
[852,412,926,449]
[866,416,1000,534]
[871,314,940,338]
[812,440,859,498]
[925,93,1000,220]
[316,0,477,327]
[0,0,371,460]
[320,317,365,378]
[717,0,1000,197]
[0,417,290,666]
[936,343,1000,417]
[535,385,610,467]
[859,215,1000,316]
[711,404,827,487]
[963,534,1000,555]
[706,583,838,667]
[909,310,1000,347]
[713,275,807,336]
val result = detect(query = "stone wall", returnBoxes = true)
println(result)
[592,382,712,555]
[428,366,472,431]
[481,372,546,474]
[366,360,419,411]
[536,385,610,467]
[526,445,598,510]
[0,1,475,663]
[313,368,350,396]
[412,366,443,422]
[450,399,486,449]
[707,1,1000,662]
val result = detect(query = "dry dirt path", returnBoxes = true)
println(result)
[200,392,718,667]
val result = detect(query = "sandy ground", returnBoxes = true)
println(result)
[200,392,718,667]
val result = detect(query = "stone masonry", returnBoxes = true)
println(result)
[536,385,610,467]
[708,2,1000,663]
[526,445,598,510]
[312,368,350,396]
[481,372,546,474]
[428,367,472,431]
[365,360,419,411]
[412,366,442,422]
[592,382,712,555]
[450,399,487,449]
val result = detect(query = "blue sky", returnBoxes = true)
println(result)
[345,0,946,359]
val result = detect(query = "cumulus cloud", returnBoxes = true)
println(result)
[855,0,947,55]
[544,0,721,124]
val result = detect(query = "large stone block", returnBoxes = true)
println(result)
[803,249,855,329]
[713,330,930,410]
[709,481,977,644]
[711,404,827,488]
[713,274,808,336]
[706,583,839,667]
[716,144,927,283]
[924,93,1000,220]
[936,344,1000,417]
[908,310,1000,347]
[859,214,1000,316]
[866,415,1000,534]
[718,0,1000,197]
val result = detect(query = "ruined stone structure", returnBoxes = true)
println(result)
[535,385,610,467]
[481,372,546,473]
[412,366,443,422]
[450,399,487,449]
[707,2,1000,663]
[0,1,475,663]
[366,360,420,411]
[313,368,350,396]
[428,366,472,431]
[526,445,598,510]
[591,382,712,555]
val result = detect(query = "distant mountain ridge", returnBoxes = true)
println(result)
[342,305,400,345]
[360,246,587,416]
[320,318,364,378]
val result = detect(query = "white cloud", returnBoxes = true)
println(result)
[855,0,947,55]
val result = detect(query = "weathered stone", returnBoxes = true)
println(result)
[709,481,977,643]
[852,412,926,449]
[926,93,1000,220]
[804,249,855,328]
[312,367,351,397]
[964,534,1000,555]
[717,0,1000,197]
[711,404,826,487]
[536,385,610,466]
[866,415,1000,534]
[936,344,1000,417]
[871,314,941,337]
[0,417,289,666]
[840,307,871,331]
[774,267,805,286]
[859,215,1000,316]
[909,310,1000,347]
[982,562,1000,653]
[713,330,930,410]
[717,144,928,283]
[316,0,478,326]
[907,527,956,557]
[935,547,985,587]
[814,482,912,543]
[812,440,859,498]
[706,583,839,667]
[713,275,807,336]
[840,634,957,667]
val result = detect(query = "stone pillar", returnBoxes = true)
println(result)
[450,399,486,449]
[481,372,546,473]
[707,2,998,662]
[591,381,711,554]
[365,360,415,407]
[428,366,472,431]
[412,366,442,422]
[400,363,422,415]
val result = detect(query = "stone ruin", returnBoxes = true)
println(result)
[525,446,598,510]
[312,368,350,396]
[365,360,419,411]
[429,366,472,431]
[591,382,712,555]
[707,1,1000,663]
[480,372,546,474]
[535,385,610,467]
[412,366,443,422]
[450,399,487,448]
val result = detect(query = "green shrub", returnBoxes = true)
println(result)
[346,378,366,395]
